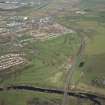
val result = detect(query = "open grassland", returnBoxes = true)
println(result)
[75,17,105,91]
[78,32,105,88]
[74,18,105,88]
[0,91,62,105]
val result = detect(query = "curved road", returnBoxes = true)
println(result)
[0,85,105,105]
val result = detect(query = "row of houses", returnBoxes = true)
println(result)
[0,53,25,71]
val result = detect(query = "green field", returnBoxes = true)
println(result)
[0,91,62,105]
[72,14,105,89]
[0,90,94,105]
[78,33,105,87]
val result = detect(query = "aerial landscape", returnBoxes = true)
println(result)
[0,0,105,105]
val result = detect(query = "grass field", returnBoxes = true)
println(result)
[0,90,62,105]
[72,16,105,89]
[78,33,105,87]
[0,90,94,105]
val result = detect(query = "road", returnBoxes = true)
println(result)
[62,34,86,105]
[0,85,105,105]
